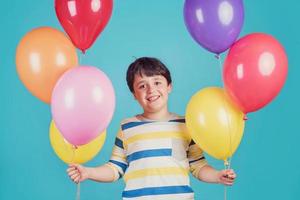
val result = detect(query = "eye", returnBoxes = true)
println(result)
[154,81,161,85]
[138,84,146,89]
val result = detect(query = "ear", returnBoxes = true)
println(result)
[167,83,172,94]
[133,91,138,100]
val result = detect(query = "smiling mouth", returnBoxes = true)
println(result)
[147,95,160,102]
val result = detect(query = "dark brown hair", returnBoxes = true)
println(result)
[126,57,172,93]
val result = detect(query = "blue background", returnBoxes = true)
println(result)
[1,0,299,199]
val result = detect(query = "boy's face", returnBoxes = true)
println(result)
[132,74,172,114]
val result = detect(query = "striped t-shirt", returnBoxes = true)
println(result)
[106,115,207,200]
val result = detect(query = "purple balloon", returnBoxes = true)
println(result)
[51,66,115,146]
[184,0,244,54]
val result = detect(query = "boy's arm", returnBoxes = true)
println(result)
[186,139,236,186]
[68,127,128,184]
[86,164,117,182]
[90,127,128,181]
[67,163,117,183]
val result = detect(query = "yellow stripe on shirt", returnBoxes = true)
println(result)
[123,167,189,182]
[125,131,190,145]
[111,153,126,160]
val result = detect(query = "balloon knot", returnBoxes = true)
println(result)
[215,54,220,59]
[224,160,229,167]
[243,114,248,121]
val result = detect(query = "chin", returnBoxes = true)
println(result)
[148,105,165,113]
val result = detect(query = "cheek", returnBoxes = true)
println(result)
[135,92,146,101]
[160,86,170,95]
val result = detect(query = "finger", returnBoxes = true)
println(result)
[69,163,79,168]
[227,171,236,179]
[226,178,234,183]
[227,170,235,175]
[68,169,78,177]
[228,170,236,177]
[223,174,234,180]
[221,173,230,179]
[222,169,232,175]
[224,182,233,186]
[220,176,228,182]
[225,177,234,183]
[67,166,78,174]
[220,176,234,183]
[220,180,233,186]
[228,173,236,179]
[224,170,236,177]
[67,166,77,173]
[224,169,233,174]
[221,178,234,185]
[74,175,81,183]
[71,173,80,180]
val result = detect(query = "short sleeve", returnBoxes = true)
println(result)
[107,129,128,181]
[187,140,208,178]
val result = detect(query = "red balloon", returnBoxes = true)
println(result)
[223,33,288,113]
[55,0,113,53]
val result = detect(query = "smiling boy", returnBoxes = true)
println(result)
[67,57,236,200]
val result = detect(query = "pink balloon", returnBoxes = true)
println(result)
[223,33,288,113]
[51,66,115,146]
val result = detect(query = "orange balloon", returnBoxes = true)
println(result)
[16,27,78,103]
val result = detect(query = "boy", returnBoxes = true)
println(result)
[67,57,236,199]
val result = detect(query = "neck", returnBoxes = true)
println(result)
[142,107,172,121]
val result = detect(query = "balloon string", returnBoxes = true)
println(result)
[71,146,80,200]
[224,159,231,200]
[79,51,83,65]
[216,55,233,161]
[216,55,233,200]
[76,182,81,200]
[216,54,223,86]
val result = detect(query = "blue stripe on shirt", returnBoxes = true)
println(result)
[122,118,185,130]
[109,160,127,172]
[115,137,124,149]
[122,185,193,198]
[121,121,152,130]
[189,156,205,164]
[189,139,196,145]
[169,118,185,123]
[127,148,172,163]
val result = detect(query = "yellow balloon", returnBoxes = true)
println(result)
[186,87,245,161]
[49,121,106,164]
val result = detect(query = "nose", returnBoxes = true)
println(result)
[147,84,154,94]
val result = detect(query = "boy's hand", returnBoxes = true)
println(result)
[67,164,89,184]
[217,169,236,186]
